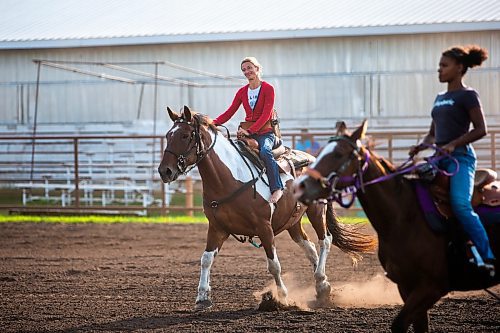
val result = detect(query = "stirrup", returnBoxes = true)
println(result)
[482,259,496,278]
[469,245,496,277]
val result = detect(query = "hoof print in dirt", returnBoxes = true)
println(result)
[257,291,299,312]
[307,296,332,309]
[194,300,213,312]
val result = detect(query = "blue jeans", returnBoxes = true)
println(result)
[253,132,283,193]
[439,145,495,260]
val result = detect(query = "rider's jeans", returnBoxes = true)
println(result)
[253,132,284,193]
[439,144,495,261]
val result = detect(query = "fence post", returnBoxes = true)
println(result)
[160,137,167,215]
[73,138,80,208]
[387,134,393,162]
[491,133,496,171]
[185,176,193,217]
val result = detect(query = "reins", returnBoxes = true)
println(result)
[165,119,267,247]
[216,125,267,202]
[318,139,459,208]
[210,125,268,248]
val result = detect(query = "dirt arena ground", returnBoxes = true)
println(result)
[0,222,498,333]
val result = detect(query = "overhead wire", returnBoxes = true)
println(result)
[40,61,138,84]
[162,59,246,84]
[34,59,244,87]
[102,63,204,87]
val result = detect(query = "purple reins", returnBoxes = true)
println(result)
[324,141,459,208]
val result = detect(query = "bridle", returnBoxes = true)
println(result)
[163,117,217,175]
[164,118,266,247]
[305,137,459,208]
[304,136,369,207]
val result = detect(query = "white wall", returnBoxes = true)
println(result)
[0,30,499,133]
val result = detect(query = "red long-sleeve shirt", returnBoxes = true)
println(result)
[214,81,275,135]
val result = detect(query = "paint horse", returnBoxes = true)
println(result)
[158,106,375,310]
[293,120,499,333]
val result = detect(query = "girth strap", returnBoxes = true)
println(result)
[209,167,266,208]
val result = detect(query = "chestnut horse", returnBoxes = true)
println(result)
[293,120,499,333]
[158,106,375,310]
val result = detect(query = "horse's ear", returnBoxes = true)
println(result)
[167,107,179,121]
[335,121,348,136]
[352,119,368,141]
[183,105,193,122]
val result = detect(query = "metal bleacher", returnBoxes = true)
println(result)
[1,123,498,215]
[0,124,191,213]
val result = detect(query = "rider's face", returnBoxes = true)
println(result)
[241,62,259,81]
[438,56,463,83]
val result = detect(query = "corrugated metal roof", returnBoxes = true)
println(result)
[1,0,499,49]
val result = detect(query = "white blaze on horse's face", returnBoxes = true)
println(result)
[211,130,292,201]
[310,141,337,169]
[168,124,181,137]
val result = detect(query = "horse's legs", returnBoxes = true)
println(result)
[305,204,332,302]
[391,284,444,333]
[259,223,288,304]
[287,221,319,271]
[412,311,430,333]
[195,225,229,311]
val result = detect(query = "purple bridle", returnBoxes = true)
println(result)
[319,138,459,208]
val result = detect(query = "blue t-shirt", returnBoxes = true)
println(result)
[296,138,321,155]
[431,88,481,145]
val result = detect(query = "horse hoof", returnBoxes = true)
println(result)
[312,283,331,307]
[258,291,287,311]
[316,282,331,299]
[194,299,212,311]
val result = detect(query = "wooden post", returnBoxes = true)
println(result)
[73,138,80,208]
[491,133,496,171]
[185,176,193,217]
[387,134,393,162]
[160,137,167,216]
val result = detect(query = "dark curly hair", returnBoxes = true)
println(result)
[442,45,488,75]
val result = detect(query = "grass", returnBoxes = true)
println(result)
[0,215,208,224]
[0,214,367,225]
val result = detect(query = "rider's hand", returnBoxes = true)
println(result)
[409,144,424,157]
[237,128,250,139]
[439,143,455,155]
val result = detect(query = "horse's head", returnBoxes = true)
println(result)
[158,105,216,183]
[294,120,368,205]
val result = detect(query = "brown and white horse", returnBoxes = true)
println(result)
[293,120,499,332]
[158,106,375,310]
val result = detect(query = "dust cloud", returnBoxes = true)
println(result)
[332,273,403,307]
[255,273,402,310]
[254,272,321,310]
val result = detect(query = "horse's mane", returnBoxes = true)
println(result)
[362,135,397,174]
[365,146,397,174]
[191,112,218,132]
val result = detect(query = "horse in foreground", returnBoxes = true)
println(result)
[158,106,375,310]
[293,120,499,333]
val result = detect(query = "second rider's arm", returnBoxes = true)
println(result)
[409,121,436,157]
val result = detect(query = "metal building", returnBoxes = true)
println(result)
[1,0,499,135]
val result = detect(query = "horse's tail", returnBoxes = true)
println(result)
[326,202,377,264]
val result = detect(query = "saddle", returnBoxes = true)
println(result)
[426,168,500,219]
[414,168,499,288]
[235,137,315,178]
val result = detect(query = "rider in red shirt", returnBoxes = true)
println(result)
[214,57,284,203]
